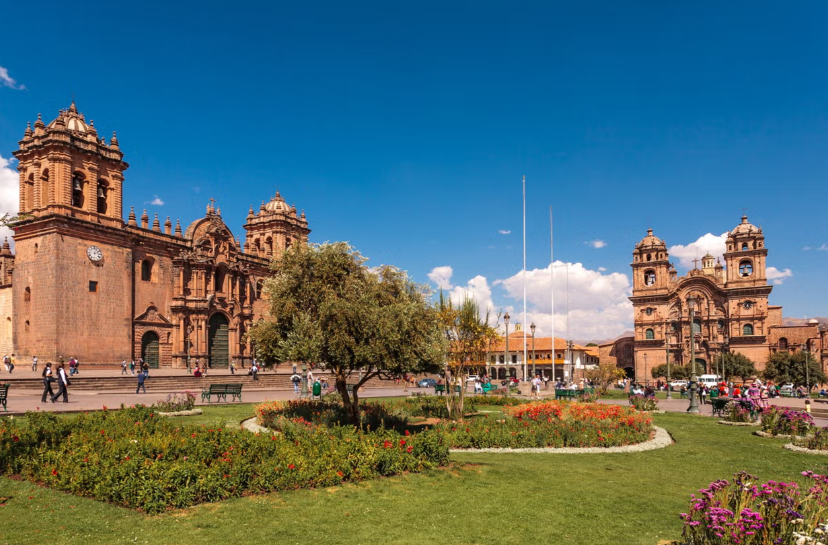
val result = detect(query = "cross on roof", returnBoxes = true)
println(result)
[741,207,748,215]
[209,197,216,207]
[692,257,700,269]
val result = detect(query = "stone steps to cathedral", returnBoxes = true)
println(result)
[0,371,402,393]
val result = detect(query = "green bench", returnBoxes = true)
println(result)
[481,382,498,394]
[0,383,8,411]
[201,383,243,403]
[555,389,579,400]
[711,398,729,418]
[434,384,446,395]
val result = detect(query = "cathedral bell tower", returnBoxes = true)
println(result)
[723,215,767,287]
[243,191,310,259]
[13,101,128,228]
[631,229,671,292]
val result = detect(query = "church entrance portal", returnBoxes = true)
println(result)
[141,331,160,369]
[208,314,230,368]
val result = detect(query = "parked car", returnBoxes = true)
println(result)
[466,375,480,383]
[417,378,437,388]
[779,383,794,395]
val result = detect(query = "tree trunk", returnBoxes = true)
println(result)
[335,371,358,426]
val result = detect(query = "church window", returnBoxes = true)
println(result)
[25,174,34,210]
[214,269,225,293]
[72,172,85,208]
[24,287,30,302]
[41,169,50,205]
[645,329,655,340]
[644,270,656,286]
[647,254,652,261]
[743,324,754,336]
[778,337,788,351]
[97,181,108,214]
[25,320,30,333]
[741,242,749,251]
[692,319,702,335]
[739,260,753,277]
[256,280,264,299]
[34,243,38,254]
[89,281,98,293]
[141,260,153,282]
[717,319,725,330]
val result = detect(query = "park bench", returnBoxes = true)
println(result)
[555,389,579,400]
[711,398,729,418]
[201,383,244,403]
[481,382,498,394]
[434,384,446,395]
[0,383,8,411]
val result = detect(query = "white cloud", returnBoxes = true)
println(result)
[498,230,511,235]
[598,267,607,272]
[147,196,164,206]
[0,65,25,90]
[586,239,607,249]
[448,275,496,318]
[767,266,793,285]
[803,244,828,252]
[0,154,19,247]
[427,266,454,290]
[668,232,728,269]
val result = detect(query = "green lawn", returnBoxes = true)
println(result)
[0,410,822,545]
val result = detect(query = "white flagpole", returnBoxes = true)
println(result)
[523,175,528,382]
[549,206,554,382]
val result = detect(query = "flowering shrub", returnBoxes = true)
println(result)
[0,405,448,513]
[629,395,659,412]
[797,427,828,451]
[679,471,828,544]
[437,401,652,449]
[155,392,196,412]
[256,399,408,430]
[760,406,814,436]
[722,400,758,423]
[463,395,526,407]
[579,391,600,403]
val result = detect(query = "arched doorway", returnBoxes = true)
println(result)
[208,313,230,368]
[692,358,707,374]
[141,331,160,369]
[624,366,635,379]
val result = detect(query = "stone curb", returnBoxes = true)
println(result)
[754,430,813,440]
[717,420,760,427]
[241,417,273,434]
[156,408,203,417]
[449,426,672,454]
[783,443,828,456]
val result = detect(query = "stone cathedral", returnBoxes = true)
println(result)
[0,102,309,368]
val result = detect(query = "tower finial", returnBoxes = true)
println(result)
[128,206,137,226]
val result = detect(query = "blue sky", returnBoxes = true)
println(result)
[1,1,827,339]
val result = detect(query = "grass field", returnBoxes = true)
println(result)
[0,406,823,545]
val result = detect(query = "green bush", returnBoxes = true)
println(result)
[628,395,659,412]
[0,405,448,513]
[256,399,409,430]
[155,392,196,412]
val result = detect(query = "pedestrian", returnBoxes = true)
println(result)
[7,354,14,374]
[142,360,149,376]
[51,362,69,403]
[251,362,259,381]
[193,364,202,378]
[229,361,236,375]
[31,355,38,372]
[121,360,128,375]
[129,360,135,375]
[532,375,543,399]
[73,357,79,374]
[2,354,8,372]
[41,362,55,403]
[68,358,75,376]
[291,372,301,393]
[136,369,147,394]
[700,385,708,404]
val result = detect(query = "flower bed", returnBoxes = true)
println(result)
[759,405,814,437]
[678,471,828,544]
[721,400,759,423]
[629,395,659,412]
[155,392,196,413]
[437,400,652,449]
[794,427,828,451]
[0,405,448,514]
[256,399,409,430]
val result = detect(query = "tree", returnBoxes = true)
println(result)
[585,361,627,394]
[247,242,446,425]
[763,351,826,390]
[650,364,690,381]
[711,352,758,381]
[437,292,500,420]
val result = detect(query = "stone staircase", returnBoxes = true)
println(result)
[0,371,401,392]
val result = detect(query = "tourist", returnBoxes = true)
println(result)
[307,369,315,385]
[759,387,769,407]
[700,385,708,404]
[291,372,301,393]
[531,375,542,399]
[7,354,13,374]
[193,365,202,378]
[31,355,37,372]
[136,369,147,394]
[141,360,149,376]
[2,354,8,372]
[121,360,128,375]
[129,360,135,375]
[251,362,259,381]
[51,363,69,403]
[229,361,236,375]
[41,362,55,403]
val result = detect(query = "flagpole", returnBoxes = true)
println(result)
[549,206,554,382]
[523,175,528,382]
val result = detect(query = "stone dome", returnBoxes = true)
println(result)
[731,215,759,235]
[263,192,293,215]
[636,228,665,249]
[48,101,90,134]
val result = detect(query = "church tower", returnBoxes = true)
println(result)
[631,229,671,292]
[243,191,310,259]
[723,215,767,287]
[14,102,128,228]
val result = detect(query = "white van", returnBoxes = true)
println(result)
[698,374,721,387]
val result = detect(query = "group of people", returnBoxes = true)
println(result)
[289,369,329,394]
[40,361,70,403]
[120,359,147,375]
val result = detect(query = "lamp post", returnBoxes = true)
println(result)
[186,323,194,374]
[567,339,574,384]
[504,312,510,397]
[801,343,810,398]
[300,361,309,399]
[666,332,672,399]
[721,334,729,383]
[644,353,648,387]
[530,323,536,379]
[687,295,700,414]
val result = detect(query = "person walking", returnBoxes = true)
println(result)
[121,360,128,375]
[51,362,69,403]
[291,372,301,393]
[251,362,259,381]
[2,354,8,372]
[41,363,55,403]
[532,375,543,399]
[229,361,236,375]
[136,369,147,394]
[31,355,38,372]
[129,360,135,375]
[7,354,14,374]
[700,384,708,405]
[141,360,149,376]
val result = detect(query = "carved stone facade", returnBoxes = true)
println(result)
[622,218,827,382]
[8,102,310,367]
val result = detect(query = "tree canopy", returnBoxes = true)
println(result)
[762,351,826,389]
[247,242,445,424]
[711,352,758,381]
[585,361,627,394]
[650,364,690,381]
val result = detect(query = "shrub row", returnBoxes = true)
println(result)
[256,399,409,430]
[759,405,813,436]
[0,406,448,514]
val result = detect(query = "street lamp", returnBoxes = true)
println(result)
[801,343,810,398]
[644,353,648,387]
[504,312,510,397]
[721,334,729,383]
[687,295,700,414]
[530,323,536,379]
[186,323,194,374]
[666,331,672,399]
[567,339,574,384]
[301,361,309,399]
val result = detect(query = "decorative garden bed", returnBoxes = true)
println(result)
[449,426,671,453]
[717,420,760,427]
[156,408,203,417]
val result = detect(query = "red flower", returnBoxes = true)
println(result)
[399,439,406,446]
[51,469,57,476]
[100,430,105,435]
[337,471,344,477]
[125,456,130,461]
[404,430,410,436]
[406,446,413,453]
[11,435,18,442]
[191,433,197,438]
[288,464,296,470]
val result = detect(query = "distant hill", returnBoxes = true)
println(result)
[782,317,828,327]
[576,330,635,346]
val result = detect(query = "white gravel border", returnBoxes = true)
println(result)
[784,443,828,456]
[156,408,203,417]
[241,416,274,434]
[754,430,813,440]
[717,420,760,427]
[449,426,672,454]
